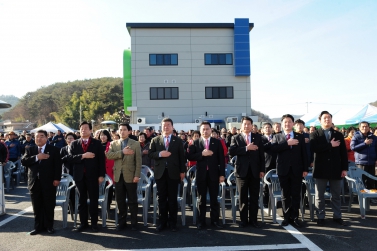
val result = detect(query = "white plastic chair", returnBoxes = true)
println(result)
[3,162,15,193]
[152,177,188,226]
[115,172,150,226]
[346,166,377,219]
[56,173,76,228]
[11,159,22,187]
[227,172,264,224]
[82,174,113,227]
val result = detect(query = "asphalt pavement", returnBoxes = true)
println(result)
[1,179,377,251]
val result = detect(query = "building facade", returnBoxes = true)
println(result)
[125,18,253,128]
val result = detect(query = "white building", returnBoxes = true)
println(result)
[125,18,254,130]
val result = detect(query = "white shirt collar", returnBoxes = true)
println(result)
[38,144,47,153]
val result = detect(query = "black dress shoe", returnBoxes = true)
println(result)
[281,219,289,226]
[239,222,247,228]
[333,218,348,226]
[28,229,40,235]
[91,225,99,232]
[131,225,138,231]
[116,223,127,231]
[211,222,223,229]
[47,228,55,234]
[316,219,325,226]
[292,219,302,228]
[250,221,261,228]
[74,224,88,232]
[156,224,166,232]
[170,225,177,232]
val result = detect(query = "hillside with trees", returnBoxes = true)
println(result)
[2,78,124,129]
[2,77,274,129]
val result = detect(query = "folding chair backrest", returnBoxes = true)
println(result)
[137,172,149,195]
[348,168,366,192]
[304,173,315,193]
[99,174,113,196]
[225,164,234,180]
[141,165,154,180]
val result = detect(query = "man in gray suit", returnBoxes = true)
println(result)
[106,123,142,231]
[148,118,185,232]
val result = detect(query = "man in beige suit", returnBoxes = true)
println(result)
[106,123,142,231]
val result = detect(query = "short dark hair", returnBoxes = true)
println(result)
[294,119,305,126]
[161,118,173,126]
[192,130,201,136]
[138,132,147,139]
[36,130,47,137]
[346,126,355,134]
[359,121,370,127]
[144,127,153,132]
[273,122,281,126]
[211,128,219,135]
[80,121,92,130]
[281,114,294,122]
[318,111,332,120]
[26,133,31,136]
[65,132,77,140]
[99,129,112,142]
[119,123,132,131]
[241,116,253,124]
[200,121,211,128]
[263,122,272,128]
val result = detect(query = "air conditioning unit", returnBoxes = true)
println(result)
[137,117,146,124]
[195,119,202,124]
[226,117,238,123]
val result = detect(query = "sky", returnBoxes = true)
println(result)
[1,0,376,119]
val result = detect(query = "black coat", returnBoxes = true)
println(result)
[262,135,277,172]
[21,144,62,190]
[310,128,348,180]
[187,137,225,182]
[67,138,106,182]
[271,132,308,176]
[228,133,265,179]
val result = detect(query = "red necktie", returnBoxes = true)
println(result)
[246,134,250,144]
[165,136,169,149]
[286,134,290,140]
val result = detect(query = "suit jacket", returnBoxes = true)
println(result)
[148,135,186,180]
[262,135,277,171]
[187,137,225,182]
[228,133,265,179]
[60,145,73,175]
[271,132,308,176]
[106,138,142,183]
[21,144,62,190]
[67,138,106,182]
[310,128,348,180]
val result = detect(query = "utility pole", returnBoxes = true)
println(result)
[79,103,82,125]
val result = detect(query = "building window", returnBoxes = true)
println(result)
[204,53,233,65]
[205,87,233,99]
[149,54,178,65]
[150,87,179,100]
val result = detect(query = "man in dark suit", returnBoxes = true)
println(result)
[261,122,277,207]
[21,130,61,235]
[148,118,186,232]
[271,114,308,227]
[187,121,225,229]
[310,111,348,227]
[229,116,265,228]
[68,121,106,232]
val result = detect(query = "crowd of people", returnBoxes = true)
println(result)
[0,113,377,235]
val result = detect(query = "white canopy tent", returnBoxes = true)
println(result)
[30,122,65,134]
[56,123,76,132]
[299,104,377,127]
